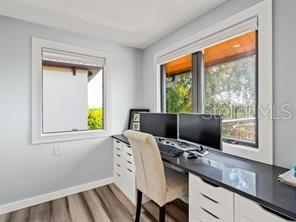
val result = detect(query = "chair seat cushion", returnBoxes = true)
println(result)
[165,167,188,204]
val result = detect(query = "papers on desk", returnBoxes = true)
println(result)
[278,168,296,187]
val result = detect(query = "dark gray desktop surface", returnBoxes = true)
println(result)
[112,134,296,220]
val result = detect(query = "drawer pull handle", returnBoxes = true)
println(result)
[201,207,219,219]
[116,154,121,157]
[116,140,120,143]
[117,164,121,167]
[259,205,294,221]
[116,173,121,177]
[116,148,120,151]
[127,160,132,164]
[201,178,219,187]
[201,194,218,204]
[127,168,133,173]
[127,145,131,148]
[127,153,132,156]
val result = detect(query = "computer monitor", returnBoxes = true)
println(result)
[140,113,178,139]
[179,113,222,150]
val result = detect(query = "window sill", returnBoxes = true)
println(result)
[32,129,110,144]
[223,142,258,152]
[222,142,272,164]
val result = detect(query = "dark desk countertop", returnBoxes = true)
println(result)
[112,134,296,220]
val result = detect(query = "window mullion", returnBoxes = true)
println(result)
[192,51,204,113]
[160,64,166,112]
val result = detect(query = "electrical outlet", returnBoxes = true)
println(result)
[53,146,62,156]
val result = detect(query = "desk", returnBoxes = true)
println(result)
[112,135,296,221]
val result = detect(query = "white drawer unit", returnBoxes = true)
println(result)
[124,166,136,202]
[189,173,234,222]
[190,173,234,209]
[113,139,123,151]
[235,194,291,222]
[123,144,135,165]
[113,139,137,205]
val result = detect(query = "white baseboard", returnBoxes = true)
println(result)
[0,177,114,215]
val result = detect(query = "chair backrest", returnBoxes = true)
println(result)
[124,130,167,205]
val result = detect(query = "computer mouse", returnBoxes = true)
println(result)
[183,152,197,159]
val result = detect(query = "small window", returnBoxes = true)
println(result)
[32,38,110,144]
[42,48,104,133]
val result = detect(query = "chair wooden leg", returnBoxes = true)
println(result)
[135,190,143,222]
[159,204,166,222]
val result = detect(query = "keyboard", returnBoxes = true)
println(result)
[157,143,184,157]
[161,139,199,151]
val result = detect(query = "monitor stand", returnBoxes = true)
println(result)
[154,137,209,157]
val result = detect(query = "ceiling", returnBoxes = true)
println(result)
[0,0,225,49]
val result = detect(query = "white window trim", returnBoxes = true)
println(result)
[32,37,111,144]
[154,0,273,164]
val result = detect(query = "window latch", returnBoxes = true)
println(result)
[71,67,76,76]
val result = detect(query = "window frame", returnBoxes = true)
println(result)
[203,30,259,148]
[160,57,194,113]
[154,0,272,164]
[32,37,111,144]
[161,38,259,148]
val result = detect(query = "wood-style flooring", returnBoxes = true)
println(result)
[0,184,188,222]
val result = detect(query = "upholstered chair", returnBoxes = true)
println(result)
[124,130,188,222]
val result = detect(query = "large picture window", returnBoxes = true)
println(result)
[161,31,258,147]
[157,1,272,163]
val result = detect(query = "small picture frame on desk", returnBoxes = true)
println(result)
[132,122,140,131]
[128,109,149,131]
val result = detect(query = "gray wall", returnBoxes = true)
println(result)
[141,0,296,168]
[0,16,142,205]
[273,0,296,169]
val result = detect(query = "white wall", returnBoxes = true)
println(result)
[0,15,142,205]
[141,0,296,169]
[273,0,296,169]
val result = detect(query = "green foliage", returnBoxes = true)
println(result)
[204,56,256,115]
[88,108,103,129]
[166,72,192,113]
[204,56,256,139]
